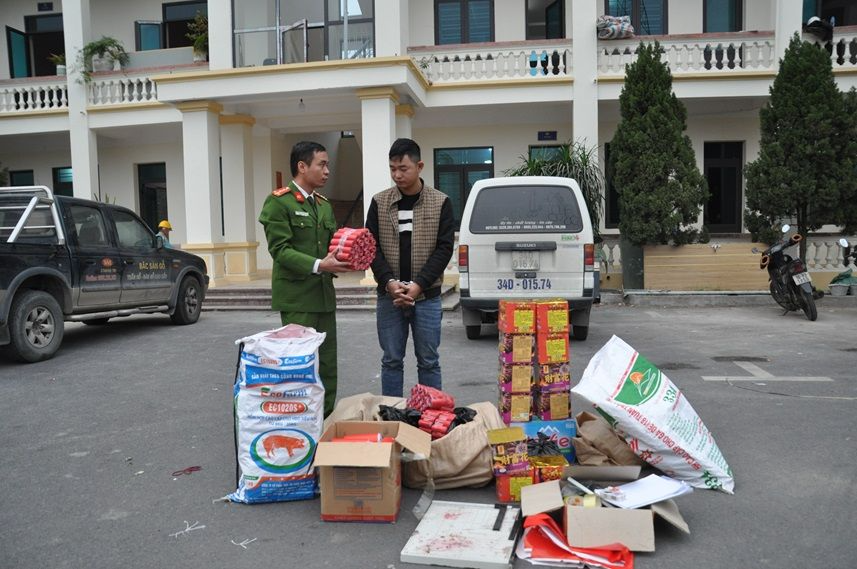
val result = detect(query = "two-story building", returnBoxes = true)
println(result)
[1,0,855,285]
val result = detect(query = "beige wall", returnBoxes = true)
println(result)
[90,0,163,56]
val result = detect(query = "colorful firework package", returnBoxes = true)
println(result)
[327,227,376,270]
[572,335,735,493]
[228,324,326,503]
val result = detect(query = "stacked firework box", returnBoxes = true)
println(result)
[497,300,571,424]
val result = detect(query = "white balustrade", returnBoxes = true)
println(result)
[805,30,857,71]
[598,33,776,76]
[412,41,572,84]
[0,82,68,113]
[806,237,857,271]
[88,74,158,106]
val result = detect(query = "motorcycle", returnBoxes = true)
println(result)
[752,225,820,321]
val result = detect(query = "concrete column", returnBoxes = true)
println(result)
[374,0,408,56]
[62,0,99,200]
[207,0,233,70]
[358,88,397,285]
[571,0,599,150]
[395,104,414,140]
[252,127,274,276]
[775,0,803,61]
[219,114,258,282]
[178,101,224,281]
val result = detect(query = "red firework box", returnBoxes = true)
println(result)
[498,363,533,394]
[537,362,570,390]
[533,388,571,421]
[537,333,569,364]
[535,299,569,334]
[498,333,534,364]
[487,427,529,476]
[498,300,535,334]
[529,455,569,484]
[495,467,534,502]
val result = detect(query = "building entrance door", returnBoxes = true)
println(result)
[703,141,743,233]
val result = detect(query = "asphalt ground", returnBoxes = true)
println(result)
[1,301,855,569]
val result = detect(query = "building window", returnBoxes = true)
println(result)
[9,170,35,186]
[163,1,207,49]
[326,0,375,60]
[52,166,73,197]
[136,21,163,51]
[435,0,494,45]
[434,147,494,227]
[820,0,857,25]
[8,13,65,77]
[704,0,742,32]
[526,0,565,40]
[606,0,667,35]
[529,145,563,161]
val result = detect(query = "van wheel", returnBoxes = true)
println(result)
[571,325,589,341]
[8,290,65,362]
[465,325,482,340]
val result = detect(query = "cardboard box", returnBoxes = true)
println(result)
[520,465,689,552]
[533,388,570,421]
[536,362,571,390]
[498,363,534,394]
[313,421,431,523]
[487,427,529,475]
[535,299,569,334]
[496,468,534,502]
[499,392,532,423]
[499,333,534,364]
[537,333,569,364]
[498,300,535,333]
[510,418,577,461]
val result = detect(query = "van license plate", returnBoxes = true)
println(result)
[512,251,539,271]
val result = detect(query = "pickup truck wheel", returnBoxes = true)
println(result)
[82,318,110,326]
[171,276,202,325]
[571,325,589,341]
[465,325,482,340]
[8,290,64,362]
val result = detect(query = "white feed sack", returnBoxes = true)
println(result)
[228,324,326,503]
[572,335,735,493]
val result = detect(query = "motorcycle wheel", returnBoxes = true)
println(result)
[800,288,818,321]
[769,281,791,310]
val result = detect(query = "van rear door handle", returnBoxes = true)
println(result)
[494,241,557,251]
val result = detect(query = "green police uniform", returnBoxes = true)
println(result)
[258,180,338,416]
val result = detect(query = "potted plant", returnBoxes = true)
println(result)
[187,12,208,62]
[78,36,129,79]
[48,53,66,76]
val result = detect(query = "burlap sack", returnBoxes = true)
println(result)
[323,393,502,490]
[572,411,645,466]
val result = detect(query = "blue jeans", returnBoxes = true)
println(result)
[376,294,443,397]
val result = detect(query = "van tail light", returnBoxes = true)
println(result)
[584,243,595,272]
[458,245,469,272]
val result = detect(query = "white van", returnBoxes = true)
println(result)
[457,176,595,340]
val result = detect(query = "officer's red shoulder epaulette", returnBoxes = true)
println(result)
[272,187,291,197]
[314,192,329,202]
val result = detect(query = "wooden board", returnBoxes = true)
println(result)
[644,243,769,291]
[400,501,520,569]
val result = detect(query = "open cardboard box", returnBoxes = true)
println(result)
[313,421,431,522]
[520,465,689,552]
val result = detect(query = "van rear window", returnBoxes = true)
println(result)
[468,184,583,233]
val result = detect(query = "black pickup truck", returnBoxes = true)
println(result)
[0,186,209,362]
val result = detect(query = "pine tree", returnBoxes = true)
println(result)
[744,34,857,258]
[609,41,708,246]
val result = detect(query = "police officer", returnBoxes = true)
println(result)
[258,141,350,417]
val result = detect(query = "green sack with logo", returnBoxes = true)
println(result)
[572,335,734,493]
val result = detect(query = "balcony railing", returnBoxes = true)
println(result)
[88,72,159,106]
[806,26,857,70]
[0,79,68,113]
[598,31,777,76]
[409,40,571,84]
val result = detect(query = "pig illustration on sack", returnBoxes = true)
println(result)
[263,434,306,458]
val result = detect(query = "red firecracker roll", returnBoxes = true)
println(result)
[416,408,457,439]
[328,227,377,270]
[407,384,455,412]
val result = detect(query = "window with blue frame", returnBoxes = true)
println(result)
[435,0,494,45]
[52,166,73,197]
[9,170,35,186]
[606,0,667,35]
[135,21,163,51]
